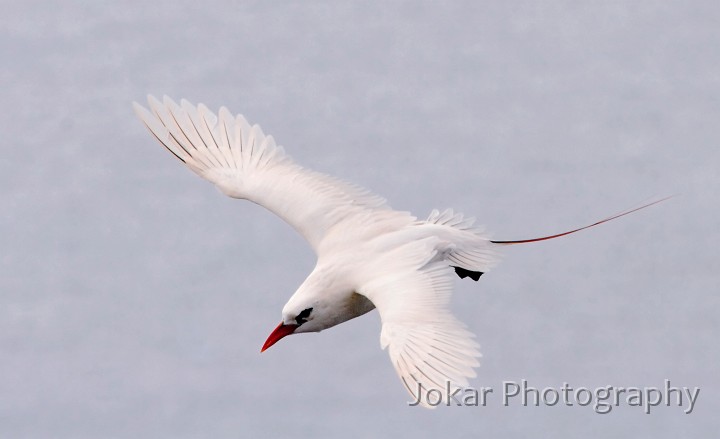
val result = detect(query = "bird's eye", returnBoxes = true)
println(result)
[295,307,313,325]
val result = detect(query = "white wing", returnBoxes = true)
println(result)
[133,95,396,252]
[359,238,481,408]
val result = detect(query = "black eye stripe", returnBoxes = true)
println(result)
[295,307,313,325]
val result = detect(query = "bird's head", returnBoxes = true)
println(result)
[260,269,375,352]
[260,300,325,352]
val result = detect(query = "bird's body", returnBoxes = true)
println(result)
[134,96,666,407]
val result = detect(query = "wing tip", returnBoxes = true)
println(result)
[132,101,148,119]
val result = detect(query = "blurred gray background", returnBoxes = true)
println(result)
[1,1,717,437]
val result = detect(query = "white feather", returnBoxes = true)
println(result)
[359,238,482,408]
[134,96,404,252]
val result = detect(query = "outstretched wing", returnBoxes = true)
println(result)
[134,96,393,252]
[359,238,481,408]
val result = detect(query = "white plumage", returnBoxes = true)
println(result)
[134,95,665,408]
[134,96,497,407]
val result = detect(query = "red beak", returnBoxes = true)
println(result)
[261,322,298,352]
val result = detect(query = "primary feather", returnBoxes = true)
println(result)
[134,96,397,252]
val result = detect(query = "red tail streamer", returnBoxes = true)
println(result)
[490,196,674,245]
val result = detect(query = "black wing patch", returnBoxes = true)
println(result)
[453,266,484,281]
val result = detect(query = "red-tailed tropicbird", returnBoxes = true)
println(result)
[134,96,668,407]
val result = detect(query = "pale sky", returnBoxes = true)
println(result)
[1,1,718,437]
